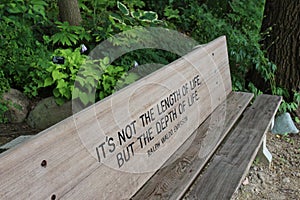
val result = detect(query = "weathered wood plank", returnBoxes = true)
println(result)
[131,92,253,200]
[0,36,231,199]
[187,94,282,200]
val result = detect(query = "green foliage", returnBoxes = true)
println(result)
[72,59,105,105]
[164,6,180,20]
[42,48,88,104]
[48,21,91,47]
[247,82,263,98]
[23,57,50,98]
[2,0,48,23]
[73,56,133,105]
[1,0,173,110]
[278,91,300,113]
[78,0,164,44]
[295,117,300,124]
[281,133,295,145]
[0,70,9,95]
[107,1,162,34]
[1,0,299,123]
[0,70,10,123]
[146,0,300,116]
[159,0,291,103]
[117,1,129,16]
[40,48,130,106]
[97,65,126,100]
[0,102,9,123]
[0,0,51,90]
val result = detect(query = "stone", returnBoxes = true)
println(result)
[257,172,266,184]
[2,89,30,123]
[27,97,72,130]
[271,112,299,134]
[282,177,290,183]
[242,177,249,186]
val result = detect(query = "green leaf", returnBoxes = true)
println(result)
[109,13,123,23]
[31,0,48,7]
[53,88,60,98]
[131,11,141,18]
[164,7,180,20]
[117,1,129,15]
[295,117,300,124]
[57,79,67,89]
[67,34,79,45]
[99,91,105,100]
[55,97,65,106]
[52,70,68,81]
[139,11,158,22]
[44,77,54,87]
[59,87,71,99]
[8,3,27,14]
[103,57,110,66]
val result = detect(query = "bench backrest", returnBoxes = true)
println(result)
[0,36,231,199]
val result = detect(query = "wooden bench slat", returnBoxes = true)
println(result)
[188,94,282,200]
[131,92,253,200]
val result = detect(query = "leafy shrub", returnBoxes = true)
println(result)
[0,0,51,90]
[0,70,9,95]
[0,70,10,123]
[46,21,91,47]
[40,48,90,105]
[39,48,135,106]
[2,0,298,119]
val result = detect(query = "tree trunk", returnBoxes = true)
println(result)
[58,0,82,26]
[260,0,300,99]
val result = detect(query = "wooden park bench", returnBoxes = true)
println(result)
[0,36,281,200]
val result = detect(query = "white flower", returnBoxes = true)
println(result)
[81,44,88,53]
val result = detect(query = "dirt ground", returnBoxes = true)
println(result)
[232,130,300,200]
[232,108,300,200]
[0,114,299,199]
[0,123,40,154]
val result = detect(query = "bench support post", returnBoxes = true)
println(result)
[256,134,272,168]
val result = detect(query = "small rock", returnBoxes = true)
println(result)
[242,177,249,186]
[282,177,290,183]
[257,172,266,184]
[2,89,30,123]
[254,188,259,193]
[27,97,72,130]
[272,112,299,134]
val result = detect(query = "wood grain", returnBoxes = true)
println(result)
[0,36,231,199]
[131,92,253,200]
[188,94,282,200]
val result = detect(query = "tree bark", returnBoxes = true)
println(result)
[58,0,82,26]
[260,0,300,98]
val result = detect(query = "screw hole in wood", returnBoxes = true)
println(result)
[41,160,47,168]
[51,194,56,200]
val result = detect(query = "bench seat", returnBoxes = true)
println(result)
[132,93,281,199]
